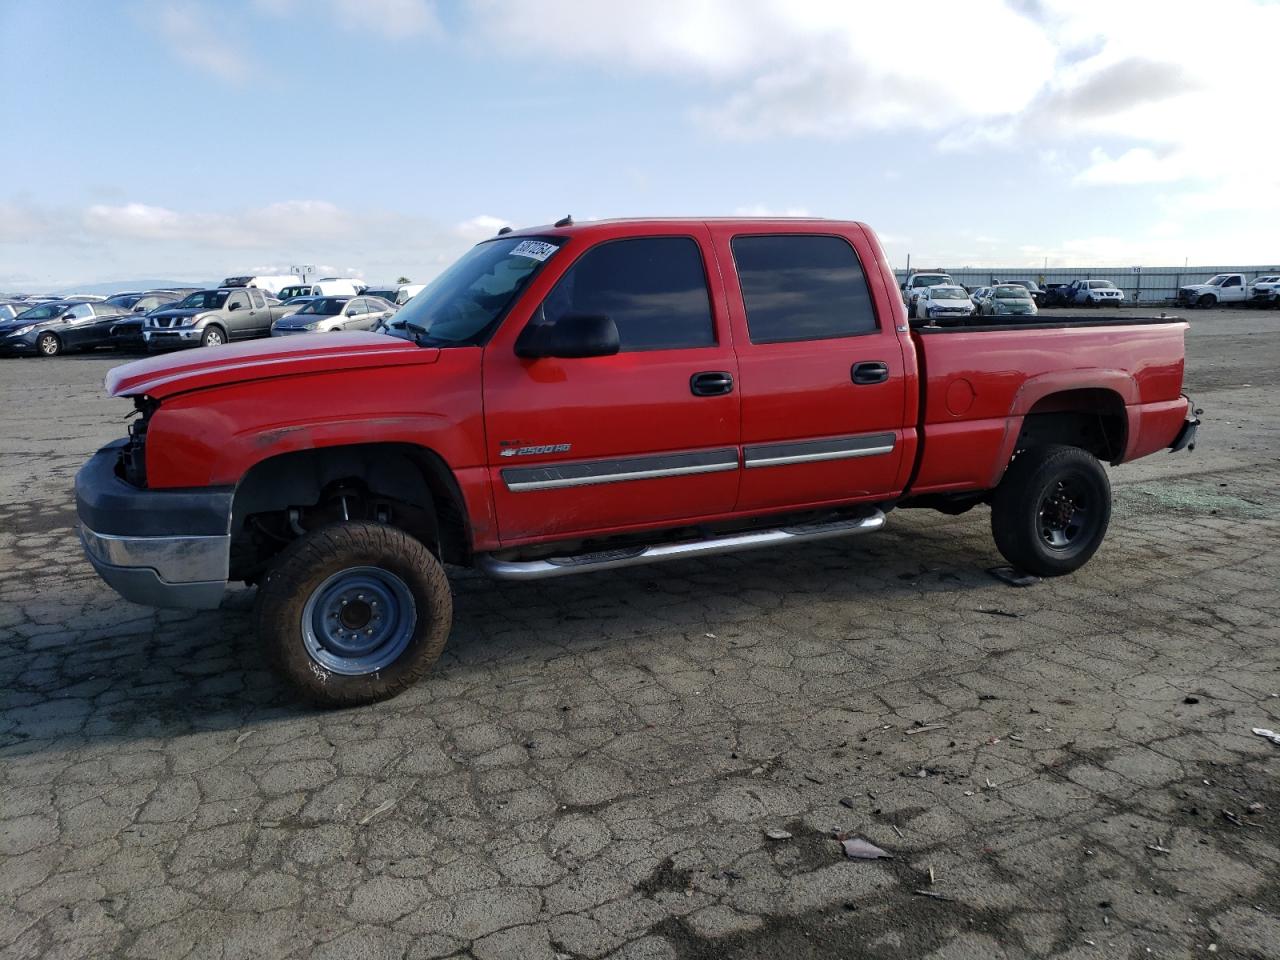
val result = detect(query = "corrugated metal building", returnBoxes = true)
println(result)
[891,265,1280,303]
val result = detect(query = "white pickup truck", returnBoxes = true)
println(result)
[1248,274,1280,307]
[1176,273,1252,308]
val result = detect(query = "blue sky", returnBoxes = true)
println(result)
[2,0,1276,289]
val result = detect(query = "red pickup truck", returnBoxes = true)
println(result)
[76,218,1198,705]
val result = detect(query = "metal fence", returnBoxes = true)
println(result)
[891,265,1280,303]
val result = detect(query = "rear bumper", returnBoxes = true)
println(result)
[1169,415,1199,453]
[1169,393,1200,453]
[75,440,233,609]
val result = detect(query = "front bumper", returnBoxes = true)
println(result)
[76,440,234,609]
[143,328,201,350]
[0,331,39,354]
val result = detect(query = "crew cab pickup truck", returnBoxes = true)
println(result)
[76,218,1199,706]
[144,287,300,349]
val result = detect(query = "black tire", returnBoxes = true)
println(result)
[991,445,1111,577]
[1197,294,1216,308]
[255,522,452,707]
[200,325,226,347]
[36,332,62,356]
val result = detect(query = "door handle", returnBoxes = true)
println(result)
[690,371,734,396]
[851,361,890,385]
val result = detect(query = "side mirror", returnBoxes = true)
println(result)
[515,314,620,360]
[228,302,241,311]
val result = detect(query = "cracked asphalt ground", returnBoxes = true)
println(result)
[2,309,1279,960]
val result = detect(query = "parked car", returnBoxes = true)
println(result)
[978,284,1039,318]
[0,300,130,356]
[395,283,425,304]
[1041,283,1075,307]
[969,286,991,309]
[1001,280,1046,307]
[0,302,30,322]
[1069,280,1125,307]
[271,296,396,335]
[913,284,975,323]
[75,217,1198,706]
[1177,273,1250,308]
[143,287,301,349]
[221,275,302,296]
[109,296,188,351]
[901,272,953,311]
[103,291,182,315]
[1248,275,1280,307]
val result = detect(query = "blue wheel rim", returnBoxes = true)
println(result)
[300,566,416,676]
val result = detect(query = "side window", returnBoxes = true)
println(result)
[1223,276,1240,287]
[731,234,878,344]
[538,236,715,351]
[249,289,266,308]
[228,292,249,311]
[347,300,367,315]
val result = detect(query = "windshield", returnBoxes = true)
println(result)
[178,291,229,310]
[994,286,1031,299]
[1207,275,1229,285]
[297,298,347,316]
[15,302,69,321]
[933,286,968,300]
[394,237,563,345]
[913,275,951,288]
[104,294,141,308]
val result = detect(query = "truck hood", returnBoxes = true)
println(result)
[106,331,439,400]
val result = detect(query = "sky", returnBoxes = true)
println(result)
[1,0,1277,290]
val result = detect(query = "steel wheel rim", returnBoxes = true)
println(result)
[1037,478,1089,550]
[301,566,416,675]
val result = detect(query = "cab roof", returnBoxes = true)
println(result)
[498,216,868,241]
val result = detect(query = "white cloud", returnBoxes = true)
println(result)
[331,0,439,38]
[151,2,253,83]
[0,198,510,287]
[455,214,512,241]
[474,0,1054,139]
[733,205,813,218]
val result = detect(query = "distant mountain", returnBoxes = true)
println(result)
[47,279,213,296]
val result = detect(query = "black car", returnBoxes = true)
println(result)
[0,300,130,356]
[108,295,186,351]
[1041,283,1074,307]
[103,291,181,315]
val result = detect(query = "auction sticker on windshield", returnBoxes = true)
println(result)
[510,240,558,262]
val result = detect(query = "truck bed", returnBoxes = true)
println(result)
[909,315,1190,495]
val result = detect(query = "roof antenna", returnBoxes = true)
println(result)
[554,214,574,228]
[497,226,512,235]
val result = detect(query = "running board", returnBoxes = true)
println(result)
[475,509,887,581]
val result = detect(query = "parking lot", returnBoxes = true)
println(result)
[1,308,1278,959]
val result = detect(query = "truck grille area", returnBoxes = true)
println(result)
[117,397,158,487]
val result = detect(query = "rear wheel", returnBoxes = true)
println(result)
[991,445,1111,576]
[36,332,62,356]
[255,522,453,706]
[200,325,225,347]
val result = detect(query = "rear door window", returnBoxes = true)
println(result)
[538,236,715,351]
[731,234,878,343]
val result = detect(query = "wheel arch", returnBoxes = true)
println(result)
[230,442,472,570]
[993,380,1132,483]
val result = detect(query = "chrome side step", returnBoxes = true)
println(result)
[475,509,887,581]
